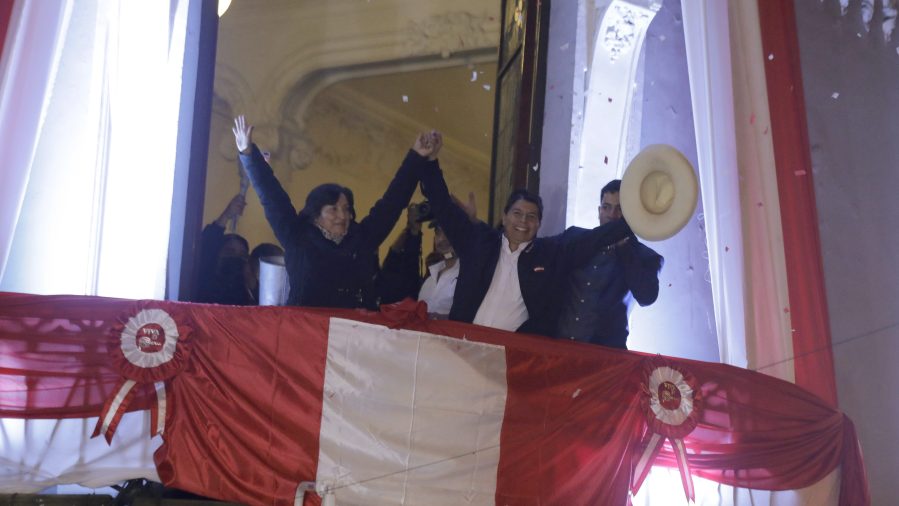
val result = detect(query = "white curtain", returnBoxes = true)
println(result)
[680,0,748,370]
[0,0,188,300]
[0,0,195,492]
[0,0,72,282]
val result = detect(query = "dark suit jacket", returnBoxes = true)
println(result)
[419,161,631,336]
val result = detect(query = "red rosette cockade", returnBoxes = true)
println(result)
[631,355,703,501]
[92,302,192,443]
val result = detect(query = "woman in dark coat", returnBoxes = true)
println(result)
[232,116,439,309]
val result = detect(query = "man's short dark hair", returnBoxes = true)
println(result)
[299,183,356,222]
[503,189,543,220]
[601,179,621,200]
[250,242,283,262]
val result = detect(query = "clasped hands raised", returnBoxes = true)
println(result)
[412,130,443,161]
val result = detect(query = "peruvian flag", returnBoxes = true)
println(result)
[152,301,647,505]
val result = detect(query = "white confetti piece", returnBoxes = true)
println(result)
[471,71,478,82]
[831,92,839,99]
[482,84,491,91]
[402,95,409,103]
[560,42,570,50]
[768,53,774,60]
[572,389,581,398]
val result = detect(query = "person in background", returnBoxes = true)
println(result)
[195,194,255,305]
[555,179,663,348]
[247,242,284,304]
[232,115,438,309]
[379,193,476,318]
[418,131,633,336]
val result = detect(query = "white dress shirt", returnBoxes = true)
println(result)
[418,258,459,317]
[473,235,530,331]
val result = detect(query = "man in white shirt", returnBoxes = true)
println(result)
[417,224,459,317]
[419,131,632,335]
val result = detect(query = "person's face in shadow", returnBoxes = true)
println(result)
[433,226,453,258]
[220,236,249,260]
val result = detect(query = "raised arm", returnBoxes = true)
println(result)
[233,116,297,248]
[356,133,436,250]
[417,133,480,255]
[556,220,633,268]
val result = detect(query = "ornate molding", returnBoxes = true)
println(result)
[281,84,488,181]
[600,2,659,62]
[404,11,499,58]
[835,0,899,41]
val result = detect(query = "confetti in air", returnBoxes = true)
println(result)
[768,53,774,60]
[572,389,581,398]
[483,84,491,91]
[831,92,840,99]
[471,71,478,82]
[402,95,409,103]
[794,170,807,176]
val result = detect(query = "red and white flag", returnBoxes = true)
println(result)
[0,294,868,505]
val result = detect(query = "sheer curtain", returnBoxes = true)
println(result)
[0,1,72,284]
[0,0,188,299]
[0,0,195,492]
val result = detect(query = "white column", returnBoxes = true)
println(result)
[571,0,660,227]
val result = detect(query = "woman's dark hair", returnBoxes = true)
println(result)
[298,183,356,222]
[503,189,543,220]
[221,234,250,256]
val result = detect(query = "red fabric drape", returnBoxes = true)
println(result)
[757,0,839,408]
[0,0,13,58]
[0,293,868,505]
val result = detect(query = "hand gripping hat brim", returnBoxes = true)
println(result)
[620,144,698,241]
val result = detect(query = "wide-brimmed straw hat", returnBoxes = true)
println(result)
[620,144,698,241]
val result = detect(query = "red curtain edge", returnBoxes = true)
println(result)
[756,0,839,408]
[756,1,870,503]
[0,0,13,61]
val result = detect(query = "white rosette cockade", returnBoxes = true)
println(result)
[92,303,191,443]
[631,356,703,502]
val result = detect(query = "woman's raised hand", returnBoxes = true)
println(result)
[232,115,254,154]
[427,131,443,161]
